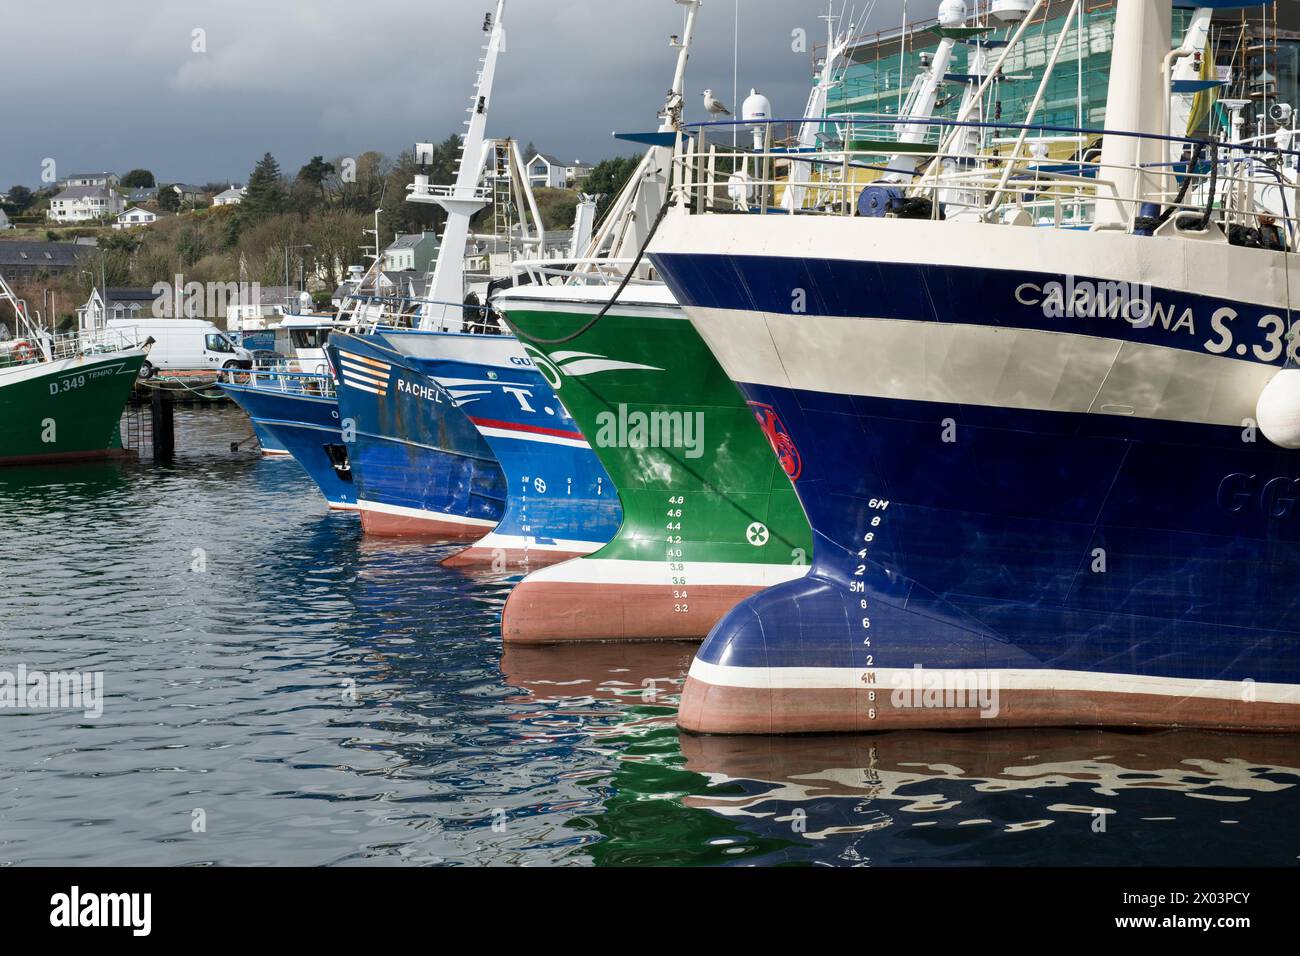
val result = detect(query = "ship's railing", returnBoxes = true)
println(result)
[326,291,511,337]
[511,257,661,287]
[217,367,337,398]
[672,115,1300,245]
[1,325,145,369]
[259,357,332,375]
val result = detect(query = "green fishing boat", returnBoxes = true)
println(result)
[1,272,149,466]
[497,283,812,642]
[494,0,809,643]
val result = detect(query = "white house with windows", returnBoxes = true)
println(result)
[527,154,566,189]
[113,207,159,230]
[76,288,160,333]
[565,160,594,184]
[382,232,439,272]
[213,185,246,206]
[526,154,593,190]
[59,172,121,190]
[47,186,126,223]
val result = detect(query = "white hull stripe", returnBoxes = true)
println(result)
[687,659,1300,705]
[339,362,388,386]
[341,378,384,395]
[356,498,499,527]
[473,425,590,449]
[520,557,810,587]
[652,213,1300,313]
[384,333,527,366]
[493,281,682,318]
[466,532,605,554]
[687,307,1276,430]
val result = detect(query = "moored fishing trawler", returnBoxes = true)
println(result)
[326,0,511,539]
[336,0,622,562]
[217,253,420,506]
[651,0,1300,734]
[495,0,816,642]
[219,367,357,508]
[218,0,511,517]
[328,330,507,537]
[381,326,621,565]
[1,271,149,466]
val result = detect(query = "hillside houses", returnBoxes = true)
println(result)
[48,186,126,223]
[526,153,593,190]
[114,207,160,230]
[59,172,121,190]
[0,241,94,280]
[213,185,245,206]
[170,183,209,206]
[382,232,438,272]
[76,287,160,332]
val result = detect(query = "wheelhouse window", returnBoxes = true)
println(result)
[290,329,329,349]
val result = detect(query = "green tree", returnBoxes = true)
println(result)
[297,156,336,198]
[3,185,34,213]
[121,169,155,188]
[177,226,208,268]
[220,211,243,251]
[100,231,143,255]
[242,153,287,222]
[585,156,641,219]
[157,186,181,212]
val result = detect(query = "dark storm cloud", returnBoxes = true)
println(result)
[0,0,910,189]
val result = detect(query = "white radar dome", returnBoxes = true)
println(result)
[938,1,968,28]
[742,89,772,124]
[991,0,1033,22]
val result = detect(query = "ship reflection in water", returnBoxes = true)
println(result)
[0,405,1296,866]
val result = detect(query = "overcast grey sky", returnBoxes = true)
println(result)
[0,0,910,189]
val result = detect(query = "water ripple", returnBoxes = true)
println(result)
[1,406,1297,866]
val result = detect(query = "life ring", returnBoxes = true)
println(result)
[11,340,36,364]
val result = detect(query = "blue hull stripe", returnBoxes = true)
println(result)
[650,252,1294,366]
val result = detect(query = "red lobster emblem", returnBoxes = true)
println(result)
[749,401,802,481]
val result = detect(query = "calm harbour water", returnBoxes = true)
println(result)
[1,404,1298,866]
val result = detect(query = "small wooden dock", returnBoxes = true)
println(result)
[130,370,230,405]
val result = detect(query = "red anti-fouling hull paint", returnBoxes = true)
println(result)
[502,581,765,644]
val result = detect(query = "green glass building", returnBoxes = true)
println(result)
[826,1,1300,140]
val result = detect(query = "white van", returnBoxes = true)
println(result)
[106,319,253,378]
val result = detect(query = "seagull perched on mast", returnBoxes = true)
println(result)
[703,89,732,116]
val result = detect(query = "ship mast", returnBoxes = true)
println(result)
[409,0,508,331]
[1097,0,1175,228]
[782,3,859,211]
[0,271,45,356]
[576,0,702,273]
